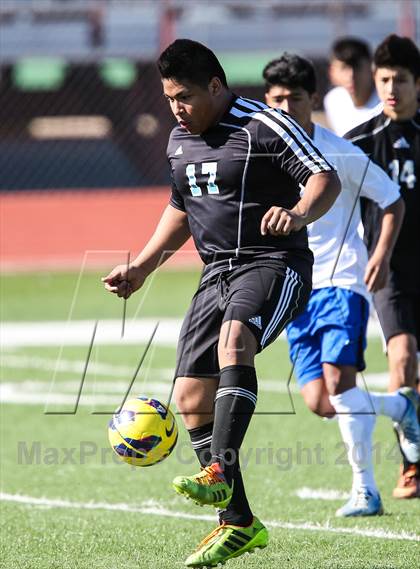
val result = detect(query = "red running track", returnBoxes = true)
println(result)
[0,188,201,271]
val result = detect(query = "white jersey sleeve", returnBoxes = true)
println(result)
[308,125,400,300]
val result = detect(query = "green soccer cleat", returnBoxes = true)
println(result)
[185,516,269,568]
[173,463,233,508]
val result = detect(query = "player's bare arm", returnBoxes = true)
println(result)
[102,205,190,299]
[261,171,341,236]
[364,197,405,293]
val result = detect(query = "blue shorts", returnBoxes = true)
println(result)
[286,287,369,389]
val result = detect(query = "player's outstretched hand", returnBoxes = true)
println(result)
[364,254,389,293]
[101,264,147,299]
[261,206,305,236]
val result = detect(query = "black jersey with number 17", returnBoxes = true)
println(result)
[346,110,420,291]
[167,95,334,282]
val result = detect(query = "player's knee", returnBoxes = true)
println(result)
[306,398,321,416]
[304,395,330,417]
[218,320,257,365]
[218,322,243,353]
[390,347,416,372]
[173,378,215,417]
[173,381,196,415]
[311,402,326,417]
[218,341,243,365]
[173,387,191,414]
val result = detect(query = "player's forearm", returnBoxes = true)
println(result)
[292,171,341,226]
[372,197,405,261]
[130,205,191,275]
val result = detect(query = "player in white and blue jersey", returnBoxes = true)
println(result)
[263,53,420,517]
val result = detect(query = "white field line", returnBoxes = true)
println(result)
[296,487,351,501]
[0,319,183,348]
[1,354,389,390]
[1,354,174,379]
[0,372,389,406]
[0,382,173,406]
[0,317,383,348]
[3,379,171,393]
[0,378,295,406]
[1,492,418,542]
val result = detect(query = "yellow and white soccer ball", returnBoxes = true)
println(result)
[108,396,178,467]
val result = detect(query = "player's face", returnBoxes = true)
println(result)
[265,85,314,131]
[329,58,372,98]
[374,66,420,119]
[162,77,221,134]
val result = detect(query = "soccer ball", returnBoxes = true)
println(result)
[108,396,178,467]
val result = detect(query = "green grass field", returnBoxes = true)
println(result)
[1,270,419,569]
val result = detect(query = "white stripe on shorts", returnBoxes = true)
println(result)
[261,267,300,348]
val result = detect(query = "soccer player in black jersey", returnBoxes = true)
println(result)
[263,53,419,518]
[103,39,340,567]
[346,35,420,499]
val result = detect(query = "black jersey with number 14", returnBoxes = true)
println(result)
[346,111,420,291]
[167,96,334,282]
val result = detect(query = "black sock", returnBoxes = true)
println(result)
[189,421,253,526]
[188,422,213,467]
[210,365,258,486]
[219,458,253,527]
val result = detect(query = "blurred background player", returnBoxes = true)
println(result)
[324,37,381,136]
[103,39,340,567]
[263,53,420,516]
[346,34,420,499]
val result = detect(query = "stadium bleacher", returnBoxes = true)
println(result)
[0,0,418,191]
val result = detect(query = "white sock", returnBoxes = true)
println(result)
[367,391,407,422]
[329,387,377,494]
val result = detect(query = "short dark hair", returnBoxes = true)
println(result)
[263,53,317,94]
[157,38,228,89]
[331,37,371,68]
[374,34,420,79]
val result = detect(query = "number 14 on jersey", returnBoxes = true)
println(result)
[186,162,220,196]
[388,159,416,190]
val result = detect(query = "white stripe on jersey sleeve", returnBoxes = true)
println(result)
[348,118,391,143]
[229,106,324,173]
[229,106,257,119]
[266,109,333,172]
[253,112,325,174]
[235,98,267,112]
[230,98,333,173]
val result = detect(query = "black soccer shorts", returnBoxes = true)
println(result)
[174,259,311,378]
[374,284,420,347]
